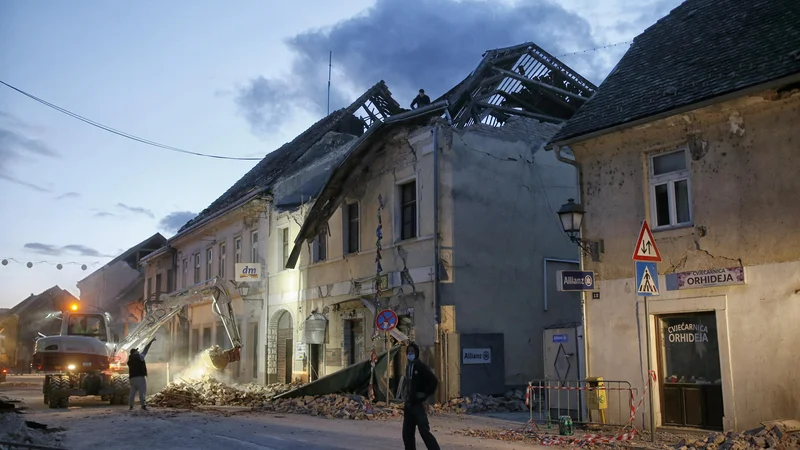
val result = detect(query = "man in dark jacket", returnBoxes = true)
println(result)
[402,342,440,450]
[410,89,431,109]
[127,338,155,410]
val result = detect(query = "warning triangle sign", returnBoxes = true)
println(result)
[632,220,662,262]
[637,265,659,295]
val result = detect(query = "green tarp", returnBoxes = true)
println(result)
[275,345,401,402]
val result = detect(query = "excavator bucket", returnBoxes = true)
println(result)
[201,346,241,371]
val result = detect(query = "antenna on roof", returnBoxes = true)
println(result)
[327,51,332,116]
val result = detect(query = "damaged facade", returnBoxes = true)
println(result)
[279,42,596,396]
[547,0,800,432]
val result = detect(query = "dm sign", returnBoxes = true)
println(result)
[558,270,595,291]
[235,263,262,281]
[462,348,492,365]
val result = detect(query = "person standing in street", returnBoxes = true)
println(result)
[127,337,155,411]
[402,342,440,450]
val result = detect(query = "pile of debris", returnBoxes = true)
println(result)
[149,376,299,408]
[264,394,401,421]
[0,413,64,448]
[433,390,528,414]
[674,420,800,450]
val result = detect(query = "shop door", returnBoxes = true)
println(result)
[657,312,724,430]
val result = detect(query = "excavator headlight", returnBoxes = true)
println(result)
[67,364,76,371]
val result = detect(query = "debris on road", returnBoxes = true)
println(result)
[456,428,543,445]
[263,394,401,421]
[433,390,528,414]
[673,419,800,450]
[0,412,64,448]
[149,376,299,408]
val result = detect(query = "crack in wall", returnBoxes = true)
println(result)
[694,240,743,266]
[665,255,688,273]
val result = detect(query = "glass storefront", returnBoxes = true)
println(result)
[658,312,724,429]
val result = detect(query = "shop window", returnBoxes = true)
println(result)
[658,312,723,429]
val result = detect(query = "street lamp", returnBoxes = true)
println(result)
[236,281,251,297]
[557,198,603,262]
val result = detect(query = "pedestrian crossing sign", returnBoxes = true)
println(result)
[635,261,660,296]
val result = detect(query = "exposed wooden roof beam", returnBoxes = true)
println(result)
[491,67,591,101]
[476,102,563,124]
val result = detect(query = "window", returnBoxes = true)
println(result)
[191,329,199,355]
[400,180,417,240]
[281,228,290,268]
[146,277,153,299]
[649,149,692,228]
[234,237,242,264]
[206,248,213,280]
[155,273,162,298]
[202,326,212,349]
[344,202,360,254]
[314,226,327,263]
[67,314,107,341]
[182,258,188,288]
[251,231,259,263]
[166,268,175,292]
[250,323,259,379]
[193,253,201,283]
[219,243,226,278]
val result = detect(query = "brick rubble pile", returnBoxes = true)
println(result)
[673,420,800,450]
[263,395,401,421]
[149,376,299,408]
[432,389,528,414]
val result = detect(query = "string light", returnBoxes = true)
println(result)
[0,258,102,271]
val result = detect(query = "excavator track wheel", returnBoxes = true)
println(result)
[110,374,130,406]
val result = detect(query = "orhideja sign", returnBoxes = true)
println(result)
[667,322,709,343]
[665,266,746,291]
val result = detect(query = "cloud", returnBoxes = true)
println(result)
[0,115,57,192]
[234,0,602,133]
[24,243,111,257]
[94,211,115,218]
[159,211,197,233]
[116,203,154,218]
[56,192,81,200]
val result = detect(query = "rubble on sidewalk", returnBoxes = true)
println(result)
[263,394,401,421]
[0,412,64,448]
[432,390,528,414]
[673,419,800,450]
[148,376,299,408]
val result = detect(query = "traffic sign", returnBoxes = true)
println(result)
[375,309,398,331]
[636,261,660,296]
[632,220,662,262]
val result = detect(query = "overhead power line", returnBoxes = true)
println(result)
[0,79,261,161]
[556,40,633,58]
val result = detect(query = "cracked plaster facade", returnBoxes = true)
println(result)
[269,117,580,392]
[568,88,800,431]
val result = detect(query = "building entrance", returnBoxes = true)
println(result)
[657,312,723,429]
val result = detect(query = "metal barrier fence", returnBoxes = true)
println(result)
[0,441,63,450]
[524,379,638,427]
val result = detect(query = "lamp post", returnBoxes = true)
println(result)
[557,198,603,262]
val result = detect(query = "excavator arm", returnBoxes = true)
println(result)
[114,277,242,370]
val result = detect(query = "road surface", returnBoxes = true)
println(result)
[1,375,544,449]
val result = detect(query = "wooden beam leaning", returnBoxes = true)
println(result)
[491,67,592,101]
[475,102,563,124]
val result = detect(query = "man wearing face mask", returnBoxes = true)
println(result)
[402,342,440,450]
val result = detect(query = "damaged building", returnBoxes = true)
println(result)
[546,0,800,431]
[140,81,405,384]
[278,42,598,397]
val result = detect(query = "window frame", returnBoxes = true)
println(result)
[343,201,360,254]
[193,253,201,284]
[234,237,242,264]
[206,248,213,280]
[219,242,226,278]
[182,258,188,288]
[648,148,693,230]
[251,231,259,264]
[397,178,419,241]
[313,224,328,263]
[281,227,290,269]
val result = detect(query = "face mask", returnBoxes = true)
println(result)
[407,354,416,362]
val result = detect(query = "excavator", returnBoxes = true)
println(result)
[31,277,242,408]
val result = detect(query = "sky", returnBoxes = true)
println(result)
[0,0,683,307]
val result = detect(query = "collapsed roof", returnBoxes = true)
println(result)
[439,42,598,128]
[176,81,404,236]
